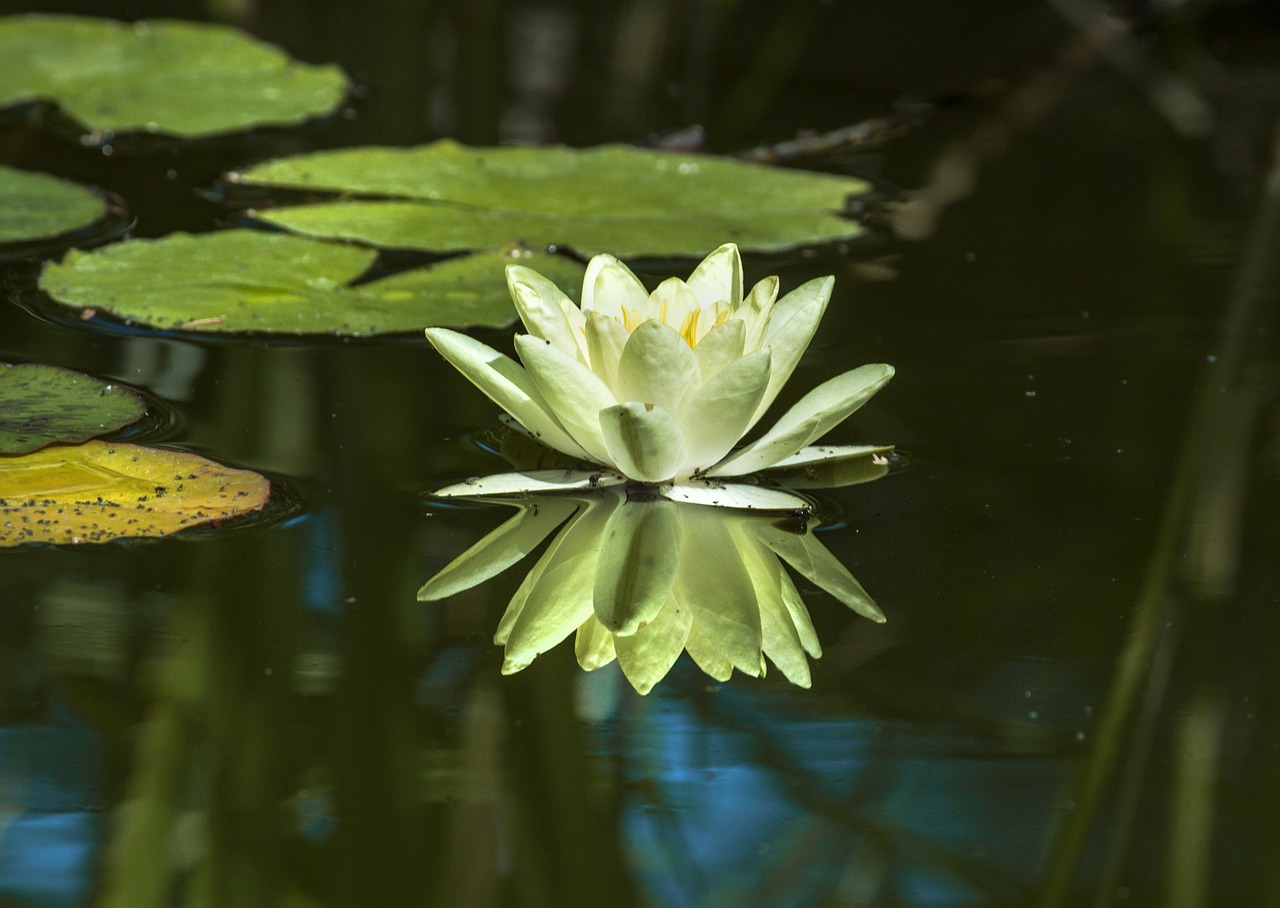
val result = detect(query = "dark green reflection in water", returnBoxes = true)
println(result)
[3,1,1280,906]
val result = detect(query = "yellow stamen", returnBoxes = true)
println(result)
[678,310,700,348]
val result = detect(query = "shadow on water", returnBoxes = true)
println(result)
[2,1,1280,906]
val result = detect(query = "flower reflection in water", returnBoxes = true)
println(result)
[419,453,889,694]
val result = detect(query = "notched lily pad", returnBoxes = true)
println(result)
[230,141,870,257]
[38,229,584,336]
[0,166,109,245]
[0,363,146,455]
[0,440,271,546]
[0,15,349,138]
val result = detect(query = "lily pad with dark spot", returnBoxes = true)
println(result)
[0,440,271,546]
[0,362,146,455]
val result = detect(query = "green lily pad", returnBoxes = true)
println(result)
[0,166,108,245]
[0,15,348,138]
[38,230,584,336]
[0,363,146,455]
[0,440,270,546]
[231,141,870,257]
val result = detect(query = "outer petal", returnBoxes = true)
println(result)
[417,497,579,601]
[515,334,621,465]
[615,319,700,415]
[752,521,885,623]
[662,480,810,511]
[581,254,648,320]
[593,497,681,635]
[615,594,692,694]
[765,445,894,489]
[684,620,733,681]
[574,614,617,670]
[676,507,764,676]
[737,275,779,353]
[685,242,743,310]
[748,276,832,428]
[708,363,894,477]
[767,444,892,469]
[506,264,588,362]
[598,403,687,483]
[426,328,590,459]
[433,469,624,498]
[730,520,813,687]
[502,495,614,670]
[677,348,770,469]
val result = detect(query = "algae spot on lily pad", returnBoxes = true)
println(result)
[0,14,349,138]
[0,362,146,455]
[0,165,107,245]
[0,440,270,546]
[38,230,583,336]
[231,140,870,257]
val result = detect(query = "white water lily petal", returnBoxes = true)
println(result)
[503,499,613,668]
[693,318,746,384]
[417,497,578,601]
[615,319,699,414]
[615,595,692,694]
[574,614,617,670]
[495,500,591,646]
[684,620,733,681]
[779,569,822,658]
[645,277,700,329]
[748,276,832,427]
[709,363,894,477]
[677,511,764,676]
[767,444,892,469]
[506,264,587,362]
[593,497,681,634]
[753,522,885,622]
[425,328,589,459]
[582,254,647,320]
[685,242,742,309]
[662,480,810,511]
[584,312,630,390]
[678,348,771,468]
[738,275,780,353]
[434,469,623,497]
[766,446,893,490]
[730,520,813,686]
[599,403,686,483]
[515,334,621,464]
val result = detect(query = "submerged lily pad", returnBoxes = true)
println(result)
[0,15,348,138]
[231,141,870,257]
[38,230,583,335]
[0,166,108,245]
[0,440,270,546]
[0,363,146,455]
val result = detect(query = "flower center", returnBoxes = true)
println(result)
[617,303,731,348]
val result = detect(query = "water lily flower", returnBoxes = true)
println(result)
[418,486,886,694]
[425,243,893,510]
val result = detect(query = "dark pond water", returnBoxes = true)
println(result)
[3,1,1280,906]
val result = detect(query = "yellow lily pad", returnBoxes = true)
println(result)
[0,440,270,546]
